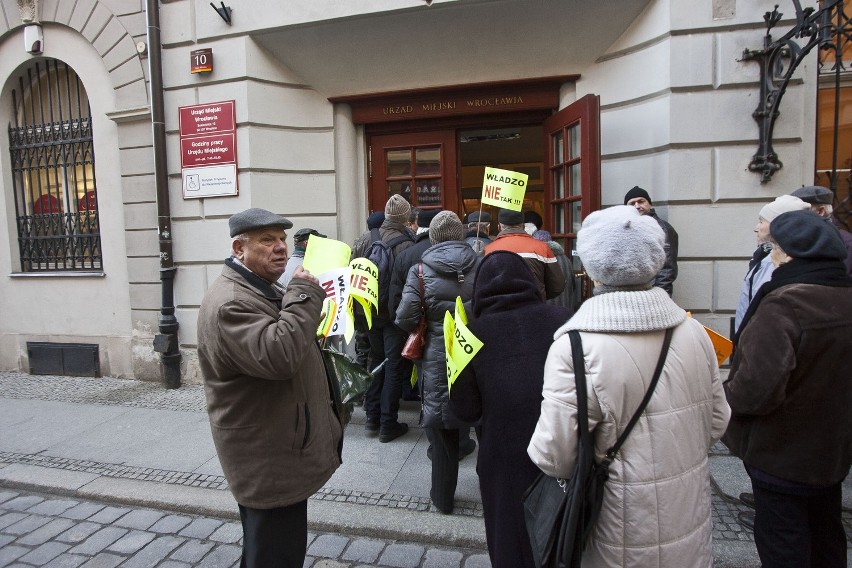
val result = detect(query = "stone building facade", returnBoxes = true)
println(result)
[0,0,845,382]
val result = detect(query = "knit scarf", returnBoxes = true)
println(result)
[558,286,686,334]
[734,258,852,345]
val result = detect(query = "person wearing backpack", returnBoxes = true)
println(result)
[351,195,415,441]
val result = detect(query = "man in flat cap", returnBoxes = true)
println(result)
[278,227,326,289]
[197,208,343,567]
[790,185,834,219]
[485,208,565,300]
[624,186,679,296]
[464,210,493,254]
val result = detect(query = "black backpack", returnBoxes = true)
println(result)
[366,227,412,319]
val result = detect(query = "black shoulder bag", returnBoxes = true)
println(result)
[523,327,674,568]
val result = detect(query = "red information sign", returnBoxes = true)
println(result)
[180,133,236,168]
[178,101,235,137]
[178,100,238,198]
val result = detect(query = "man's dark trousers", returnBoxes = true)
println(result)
[363,321,386,425]
[751,478,846,568]
[238,500,307,568]
[381,323,413,427]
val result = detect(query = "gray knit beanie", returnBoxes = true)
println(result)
[758,194,808,222]
[385,194,411,224]
[429,211,464,244]
[577,205,665,289]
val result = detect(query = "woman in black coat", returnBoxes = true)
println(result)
[395,211,480,514]
[449,251,572,568]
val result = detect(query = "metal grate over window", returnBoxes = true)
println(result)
[8,59,101,272]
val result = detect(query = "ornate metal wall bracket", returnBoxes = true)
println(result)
[742,1,842,183]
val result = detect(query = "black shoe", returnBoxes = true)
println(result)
[365,420,380,433]
[739,492,756,508]
[459,439,476,460]
[379,422,409,443]
[427,446,432,461]
[738,511,755,531]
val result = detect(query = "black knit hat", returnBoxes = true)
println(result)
[417,209,441,228]
[367,211,385,230]
[524,210,543,229]
[624,186,652,205]
[770,210,847,260]
[472,251,543,316]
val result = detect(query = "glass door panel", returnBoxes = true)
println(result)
[543,94,601,303]
[369,131,457,214]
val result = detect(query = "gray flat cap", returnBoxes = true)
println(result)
[466,211,491,224]
[790,185,834,205]
[229,208,293,237]
[294,228,326,241]
[498,208,525,225]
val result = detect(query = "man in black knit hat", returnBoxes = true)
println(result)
[624,186,679,296]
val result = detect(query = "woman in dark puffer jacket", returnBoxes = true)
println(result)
[395,211,479,514]
[449,251,571,568]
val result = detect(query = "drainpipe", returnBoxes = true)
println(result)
[147,0,181,388]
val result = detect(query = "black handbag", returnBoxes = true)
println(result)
[523,327,674,568]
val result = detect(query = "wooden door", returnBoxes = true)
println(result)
[543,94,601,300]
[369,131,458,214]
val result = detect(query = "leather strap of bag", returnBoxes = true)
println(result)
[568,331,590,453]
[567,328,673,469]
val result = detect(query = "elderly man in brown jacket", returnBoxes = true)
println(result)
[197,208,343,568]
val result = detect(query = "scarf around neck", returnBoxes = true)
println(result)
[734,258,852,345]
[557,286,686,335]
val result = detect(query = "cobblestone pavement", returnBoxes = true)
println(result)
[0,489,490,568]
[2,372,850,559]
[0,373,480,517]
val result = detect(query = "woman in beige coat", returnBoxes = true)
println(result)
[528,206,730,567]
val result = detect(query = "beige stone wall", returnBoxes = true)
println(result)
[0,0,155,378]
[576,0,819,334]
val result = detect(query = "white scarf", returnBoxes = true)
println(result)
[556,286,686,335]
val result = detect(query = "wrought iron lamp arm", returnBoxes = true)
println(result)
[742,1,841,183]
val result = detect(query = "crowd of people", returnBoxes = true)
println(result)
[195,185,852,568]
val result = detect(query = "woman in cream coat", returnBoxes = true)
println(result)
[528,206,730,568]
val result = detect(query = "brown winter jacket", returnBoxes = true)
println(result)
[723,283,852,486]
[197,262,343,509]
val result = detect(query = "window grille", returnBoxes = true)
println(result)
[8,59,101,272]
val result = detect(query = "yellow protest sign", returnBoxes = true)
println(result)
[480,166,528,211]
[349,259,378,312]
[445,297,483,393]
[444,311,459,390]
[316,298,337,337]
[704,325,734,366]
[302,235,351,276]
[686,312,734,367]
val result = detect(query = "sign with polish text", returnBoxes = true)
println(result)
[178,100,238,198]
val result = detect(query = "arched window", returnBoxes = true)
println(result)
[8,59,101,271]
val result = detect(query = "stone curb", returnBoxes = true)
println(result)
[0,464,488,549]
